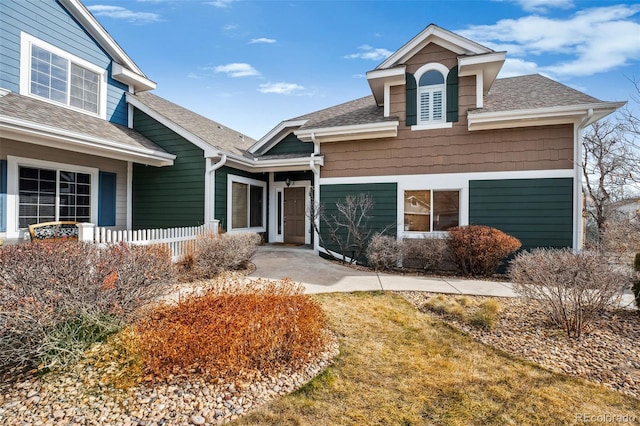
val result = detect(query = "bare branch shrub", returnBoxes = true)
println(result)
[599,215,640,265]
[322,193,376,264]
[509,249,631,338]
[366,233,401,271]
[402,237,449,271]
[448,225,521,276]
[134,276,330,381]
[182,232,261,280]
[0,241,174,375]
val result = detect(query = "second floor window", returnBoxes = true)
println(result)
[30,44,100,114]
[417,70,445,124]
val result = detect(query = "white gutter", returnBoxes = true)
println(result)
[310,133,321,253]
[573,108,593,252]
[205,154,227,229]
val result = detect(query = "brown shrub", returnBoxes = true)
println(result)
[134,276,330,381]
[178,232,261,281]
[402,237,449,271]
[448,225,521,276]
[509,249,630,337]
[366,233,401,271]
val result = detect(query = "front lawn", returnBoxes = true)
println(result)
[234,291,640,426]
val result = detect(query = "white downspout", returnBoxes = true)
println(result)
[205,153,227,231]
[574,108,593,252]
[310,133,321,253]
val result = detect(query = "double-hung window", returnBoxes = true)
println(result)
[21,33,104,116]
[228,175,266,232]
[417,70,445,124]
[404,190,459,232]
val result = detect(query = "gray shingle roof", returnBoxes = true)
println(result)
[0,91,166,153]
[294,96,394,130]
[130,91,255,156]
[477,74,602,113]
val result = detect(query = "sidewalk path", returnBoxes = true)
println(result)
[248,245,637,308]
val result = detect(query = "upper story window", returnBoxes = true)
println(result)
[20,33,105,117]
[418,70,445,124]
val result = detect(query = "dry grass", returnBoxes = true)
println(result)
[233,292,640,426]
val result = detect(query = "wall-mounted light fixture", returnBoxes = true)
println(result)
[285,177,292,187]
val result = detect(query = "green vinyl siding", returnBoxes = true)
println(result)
[319,183,397,263]
[132,109,206,228]
[469,178,573,250]
[263,133,313,156]
[214,166,268,232]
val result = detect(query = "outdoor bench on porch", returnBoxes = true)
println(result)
[28,221,79,242]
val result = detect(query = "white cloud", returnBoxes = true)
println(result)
[222,24,238,31]
[507,0,574,13]
[258,82,305,95]
[344,44,393,61]
[87,5,161,23]
[458,4,640,77]
[497,58,541,78]
[249,38,277,44]
[213,63,260,78]
[204,0,235,8]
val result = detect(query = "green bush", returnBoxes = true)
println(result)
[448,225,521,276]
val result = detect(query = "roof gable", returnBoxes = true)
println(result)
[376,24,494,70]
[58,0,155,91]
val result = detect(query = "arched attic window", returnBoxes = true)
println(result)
[405,63,458,127]
[418,70,445,124]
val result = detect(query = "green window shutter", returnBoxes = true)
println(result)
[405,72,417,126]
[0,160,6,232]
[98,172,117,226]
[446,65,459,123]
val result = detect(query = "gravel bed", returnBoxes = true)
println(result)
[0,340,338,425]
[400,291,640,400]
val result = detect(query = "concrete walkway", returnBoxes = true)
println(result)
[248,245,638,308]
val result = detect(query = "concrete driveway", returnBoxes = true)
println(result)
[248,245,519,297]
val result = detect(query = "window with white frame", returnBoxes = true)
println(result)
[21,33,104,116]
[404,190,459,232]
[418,70,445,124]
[229,176,266,231]
[18,166,91,228]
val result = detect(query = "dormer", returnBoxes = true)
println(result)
[366,24,505,129]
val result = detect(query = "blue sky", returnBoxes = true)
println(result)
[84,0,640,140]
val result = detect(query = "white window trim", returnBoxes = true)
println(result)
[6,155,99,239]
[226,174,267,233]
[19,32,107,119]
[413,62,450,128]
[402,188,462,236]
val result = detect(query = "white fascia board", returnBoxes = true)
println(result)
[59,0,152,84]
[112,63,156,92]
[224,154,324,173]
[295,121,399,143]
[0,116,175,167]
[248,119,308,154]
[377,25,492,70]
[126,94,217,157]
[366,67,406,106]
[467,102,626,131]
[458,52,505,94]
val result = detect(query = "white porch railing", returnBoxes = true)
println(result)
[76,221,218,261]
